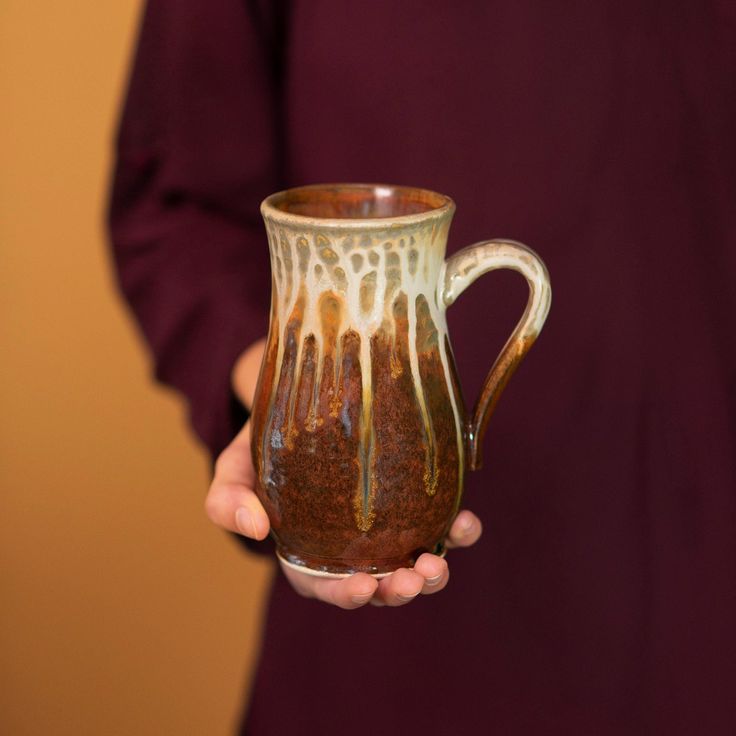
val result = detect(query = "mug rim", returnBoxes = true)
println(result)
[261,183,455,229]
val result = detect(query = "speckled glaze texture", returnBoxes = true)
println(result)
[251,185,551,576]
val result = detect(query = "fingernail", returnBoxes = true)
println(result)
[425,574,443,587]
[350,593,373,604]
[235,506,257,538]
[396,591,420,602]
[459,517,474,535]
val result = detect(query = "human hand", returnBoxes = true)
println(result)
[205,339,483,609]
[280,509,482,609]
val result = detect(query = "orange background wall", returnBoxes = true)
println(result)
[0,3,273,733]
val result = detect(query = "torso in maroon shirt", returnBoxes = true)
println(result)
[245,5,735,735]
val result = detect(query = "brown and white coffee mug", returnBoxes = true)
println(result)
[250,184,551,577]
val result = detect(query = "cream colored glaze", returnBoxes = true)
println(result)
[441,239,551,337]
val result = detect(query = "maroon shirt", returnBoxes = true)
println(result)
[109,2,736,734]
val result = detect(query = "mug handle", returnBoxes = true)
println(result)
[439,239,551,470]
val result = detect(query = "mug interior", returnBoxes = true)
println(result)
[267,184,450,220]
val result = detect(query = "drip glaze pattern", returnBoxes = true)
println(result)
[250,185,551,576]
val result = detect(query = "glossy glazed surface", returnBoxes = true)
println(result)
[251,185,464,575]
[251,184,550,575]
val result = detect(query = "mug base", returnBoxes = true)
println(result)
[276,544,447,579]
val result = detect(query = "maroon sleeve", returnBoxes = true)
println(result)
[108,0,286,460]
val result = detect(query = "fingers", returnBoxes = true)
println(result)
[280,553,448,610]
[280,562,379,610]
[371,553,449,606]
[204,481,270,539]
[205,421,270,540]
[413,552,450,595]
[445,509,482,549]
[278,509,482,610]
[371,568,426,607]
[213,421,255,484]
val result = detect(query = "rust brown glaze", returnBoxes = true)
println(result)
[253,299,461,575]
[251,185,551,576]
[466,333,538,471]
[274,183,449,220]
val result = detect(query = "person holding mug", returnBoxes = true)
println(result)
[109,2,736,734]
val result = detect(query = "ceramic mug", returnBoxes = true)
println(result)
[251,184,551,577]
